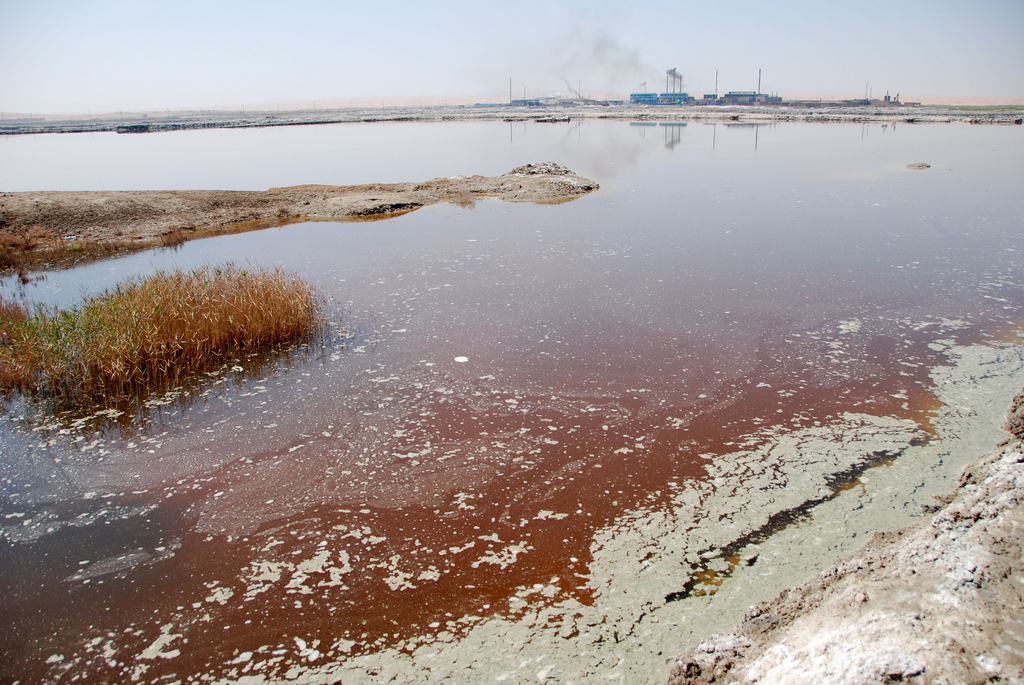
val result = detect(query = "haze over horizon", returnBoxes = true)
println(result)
[2,0,1023,115]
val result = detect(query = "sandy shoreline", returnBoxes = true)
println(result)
[0,162,597,272]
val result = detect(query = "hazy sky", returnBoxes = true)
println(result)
[2,0,1023,113]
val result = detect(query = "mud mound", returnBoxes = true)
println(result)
[0,164,598,271]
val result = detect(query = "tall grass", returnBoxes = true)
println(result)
[0,296,31,390]
[0,264,326,406]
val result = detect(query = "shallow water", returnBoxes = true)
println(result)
[1,120,1023,682]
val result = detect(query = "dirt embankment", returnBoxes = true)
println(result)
[668,389,1024,685]
[0,162,597,272]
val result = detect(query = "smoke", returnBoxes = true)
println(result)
[553,31,655,95]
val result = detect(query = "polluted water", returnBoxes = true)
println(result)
[1,119,1023,682]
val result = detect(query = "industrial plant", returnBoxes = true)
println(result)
[493,68,913,109]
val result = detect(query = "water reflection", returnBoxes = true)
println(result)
[1,121,1023,682]
[660,122,686,149]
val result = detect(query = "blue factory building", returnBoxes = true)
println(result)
[629,92,660,105]
[630,91,695,105]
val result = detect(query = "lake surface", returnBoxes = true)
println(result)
[2,120,1023,682]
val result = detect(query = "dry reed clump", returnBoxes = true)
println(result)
[0,296,32,389]
[0,264,326,405]
[159,227,187,247]
[0,227,50,276]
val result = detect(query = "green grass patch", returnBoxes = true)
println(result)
[0,264,326,407]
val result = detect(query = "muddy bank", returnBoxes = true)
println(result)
[669,398,1024,684]
[0,162,597,271]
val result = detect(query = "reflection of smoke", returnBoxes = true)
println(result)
[554,32,654,94]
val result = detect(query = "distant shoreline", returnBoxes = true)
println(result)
[2,103,1023,136]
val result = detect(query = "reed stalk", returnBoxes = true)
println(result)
[0,264,326,406]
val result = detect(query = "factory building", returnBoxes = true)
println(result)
[629,92,660,105]
[715,91,782,105]
[508,67,907,109]
[658,92,695,104]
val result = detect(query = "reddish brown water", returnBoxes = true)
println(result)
[2,121,1023,682]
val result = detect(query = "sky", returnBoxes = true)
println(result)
[2,0,1023,114]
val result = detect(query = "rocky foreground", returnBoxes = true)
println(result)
[669,389,1024,684]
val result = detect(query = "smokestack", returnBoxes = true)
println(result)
[666,68,682,93]
[757,69,761,94]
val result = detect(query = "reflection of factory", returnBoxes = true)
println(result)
[629,121,688,148]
